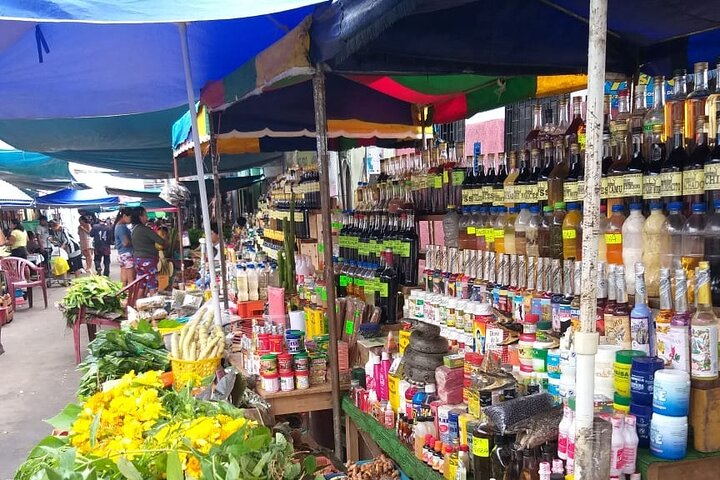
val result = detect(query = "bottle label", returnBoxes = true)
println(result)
[451,170,465,186]
[536,181,548,201]
[461,189,471,206]
[630,315,651,354]
[339,274,350,287]
[600,177,608,199]
[527,184,539,203]
[472,437,490,457]
[578,179,585,198]
[564,181,579,202]
[443,170,450,185]
[562,228,577,240]
[504,185,515,204]
[516,184,528,201]
[606,314,631,347]
[379,282,389,298]
[643,174,662,199]
[433,174,443,189]
[660,171,683,197]
[605,233,622,245]
[691,324,719,378]
[397,241,411,258]
[682,169,705,195]
[623,173,643,197]
[705,163,720,192]
[493,188,505,206]
[606,176,624,199]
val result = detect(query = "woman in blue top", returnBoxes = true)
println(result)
[114,208,135,286]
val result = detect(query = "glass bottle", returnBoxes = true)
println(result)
[538,206,553,259]
[562,202,582,261]
[377,249,398,324]
[528,148,542,205]
[684,115,710,209]
[644,75,666,151]
[495,153,509,207]
[549,202,566,260]
[484,154,496,207]
[526,204,542,258]
[519,448,540,480]
[606,204,626,266]
[515,203,532,257]
[564,143,581,204]
[596,261,608,336]
[505,207,519,255]
[491,434,511,480]
[461,155,476,208]
[472,421,495,480]
[706,101,720,207]
[671,269,692,372]
[607,123,629,214]
[526,104,544,151]
[622,203,645,293]
[690,261,719,380]
[661,120,687,208]
[706,62,720,142]
[704,199,720,306]
[566,96,587,151]
[661,201,685,271]
[682,202,707,305]
[626,96,646,207]
[642,201,666,297]
[517,150,533,205]
[538,141,553,208]
[687,62,710,147]
[644,124,665,211]
[548,139,569,206]
[664,69,688,146]
[505,151,520,207]
[504,445,523,480]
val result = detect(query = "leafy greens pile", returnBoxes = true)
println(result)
[60,275,125,327]
[77,320,169,397]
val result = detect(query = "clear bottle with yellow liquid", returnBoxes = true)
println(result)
[562,202,582,261]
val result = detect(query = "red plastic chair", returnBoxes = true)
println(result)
[72,275,147,364]
[0,257,47,311]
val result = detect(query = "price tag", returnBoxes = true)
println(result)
[345,320,354,335]
[562,229,577,240]
[605,233,623,245]
[379,282,389,298]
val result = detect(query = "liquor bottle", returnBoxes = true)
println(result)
[612,266,631,349]
[555,98,570,138]
[655,268,674,366]
[505,151,520,207]
[690,261,719,380]
[549,202,566,260]
[706,102,720,207]
[484,154,496,207]
[495,153,508,207]
[682,203,707,305]
[664,69,688,146]
[661,201,685,271]
[706,62,720,142]
[538,142,553,208]
[704,200,720,306]
[515,203,532,257]
[519,448,540,480]
[558,259,574,334]
[548,139,569,206]
[598,204,608,262]
[626,94,646,207]
[494,206,508,256]
[538,206,553,259]
[526,104,544,151]
[377,249,398,324]
[562,202,582,261]
[403,212,419,286]
[451,147,466,209]
[642,202,666,297]
[601,122,613,211]
[517,150,532,204]
[566,96,587,151]
[622,203,645,293]
[607,123,629,213]
[687,62,710,147]
[631,262,652,354]
[643,124,665,211]
[661,120,687,207]
[670,269,691,372]
[505,207,519,255]
[606,205,625,266]
[684,115,710,208]
[644,75,666,152]
[564,144,581,204]
[461,155,475,207]
[528,148,542,205]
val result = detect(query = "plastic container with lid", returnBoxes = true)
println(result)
[262,373,280,393]
[293,352,309,372]
[650,412,688,459]
[595,345,622,400]
[547,349,562,379]
[280,372,295,392]
[260,353,278,376]
[613,393,631,413]
[630,356,664,405]
[295,370,310,390]
[533,336,554,373]
[622,204,645,293]
[614,350,647,397]
[277,353,294,374]
[523,313,539,334]
[652,369,691,416]
[518,333,536,372]
[630,401,653,448]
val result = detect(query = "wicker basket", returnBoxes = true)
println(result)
[169,356,221,390]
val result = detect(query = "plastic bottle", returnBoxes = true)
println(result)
[412,386,428,419]
[236,265,249,302]
[610,416,625,476]
[526,204,542,257]
[622,203,645,293]
[258,262,269,300]
[444,208,460,248]
[557,401,573,460]
[642,202,666,297]
[606,204,626,266]
[598,204,609,262]
[514,203,532,256]
[691,261,719,380]
[458,207,471,250]
[630,263,652,354]
[682,202,707,304]
[379,351,391,400]
[562,202,582,260]
[549,202,566,260]
[246,263,259,301]
[566,408,576,474]
[705,200,720,306]
[422,383,439,418]
[494,206,508,255]
[623,415,639,475]
[504,206,519,255]
[372,353,382,397]
[538,205,554,258]
[661,201,685,271]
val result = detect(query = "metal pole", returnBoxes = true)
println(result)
[178,22,223,325]
[575,0,608,478]
[313,66,343,457]
[208,117,230,310]
[173,156,186,286]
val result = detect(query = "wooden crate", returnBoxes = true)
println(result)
[690,378,720,452]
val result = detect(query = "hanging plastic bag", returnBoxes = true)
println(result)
[160,181,191,206]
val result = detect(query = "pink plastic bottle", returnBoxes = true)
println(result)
[379,351,391,401]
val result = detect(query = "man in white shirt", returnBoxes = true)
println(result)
[35,215,50,250]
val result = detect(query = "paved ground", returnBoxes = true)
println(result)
[0,267,113,479]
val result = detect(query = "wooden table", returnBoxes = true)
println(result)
[638,448,720,480]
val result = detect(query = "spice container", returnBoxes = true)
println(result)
[277,353,293,374]
[260,354,278,376]
[262,373,280,393]
[294,352,309,371]
[614,350,646,397]
[286,332,303,354]
[269,334,283,353]
[280,372,295,392]
[296,370,310,390]
[257,333,271,352]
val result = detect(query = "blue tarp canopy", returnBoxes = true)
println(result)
[0,149,74,190]
[311,0,720,77]
[0,179,34,208]
[0,0,325,173]
[35,188,119,208]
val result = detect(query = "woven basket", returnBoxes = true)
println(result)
[169,356,221,390]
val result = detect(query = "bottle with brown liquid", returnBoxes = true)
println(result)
[661,120,686,208]
[684,115,709,209]
[548,139,569,206]
[607,123,629,214]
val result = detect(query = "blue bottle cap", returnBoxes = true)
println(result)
[649,201,662,210]
[692,203,707,213]
[530,205,540,214]
[668,201,683,212]
[566,202,579,210]
[611,204,625,213]
[519,203,528,209]
[629,203,642,211]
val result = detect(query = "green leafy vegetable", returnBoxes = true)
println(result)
[59,275,125,327]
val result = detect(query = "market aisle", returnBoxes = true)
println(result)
[0,264,120,479]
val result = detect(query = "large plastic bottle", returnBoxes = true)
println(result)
[525,204,542,257]
[683,202,707,304]
[606,204,626,266]
[598,204,609,262]
[458,207,471,250]
[704,199,720,306]
[642,202,666,297]
[236,265,249,302]
[494,207,508,255]
[504,206,519,255]
[514,203,532,256]
[622,415,639,475]
[549,202,567,260]
[247,263,260,301]
[610,416,625,477]
[562,202,582,260]
[622,203,645,293]
[661,201,685,272]
[444,208,460,248]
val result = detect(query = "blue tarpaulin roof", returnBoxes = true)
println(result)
[35,188,119,208]
[0,149,74,190]
[0,179,33,208]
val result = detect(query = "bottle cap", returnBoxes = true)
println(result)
[611,204,625,213]
[629,203,642,211]
[543,205,553,213]
[510,207,519,213]
[554,202,566,210]
[566,202,579,210]
[668,201,683,212]
[425,383,436,393]
[499,206,508,213]
[650,201,662,210]
[460,444,469,452]
[530,205,540,213]
[614,392,631,406]
[519,203,528,209]
[692,203,707,213]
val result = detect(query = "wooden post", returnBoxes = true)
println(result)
[208,116,230,310]
[575,0,609,478]
[172,156,186,285]
[312,66,343,457]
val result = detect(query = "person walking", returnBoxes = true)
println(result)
[52,220,83,277]
[114,208,135,286]
[6,219,28,259]
[91,219,112,276]
[77,216,94,272]
[131,207,167,296]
